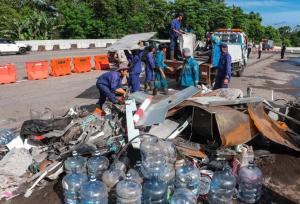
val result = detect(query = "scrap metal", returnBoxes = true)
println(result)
[248,103,300,151]
[106,32,157,52]
[129,86,200,126]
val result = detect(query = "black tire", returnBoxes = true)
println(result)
[18,47,26,55]
[236,65,245,77]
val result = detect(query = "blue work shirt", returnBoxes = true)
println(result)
[154,51,168,89]
[179,57,199,88]
[145,52,156,82]
[155,51,167,71]
[217,52,232,80]
[96,71,121,91]
[169,18,181,37]
[126,50,144,74]
[211,36,221,67]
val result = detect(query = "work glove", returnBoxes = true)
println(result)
[116,96,125,105]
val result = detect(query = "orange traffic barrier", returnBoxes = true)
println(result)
[94,55,110,70]
[26,61,49,80]
[0,64,17,84]
[73,56,91,73]
[50,58,71,76]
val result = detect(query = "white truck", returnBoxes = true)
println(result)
[0,39,31,55]
[213,29,248,76]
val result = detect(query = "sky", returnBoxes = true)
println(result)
[225,0,300,28]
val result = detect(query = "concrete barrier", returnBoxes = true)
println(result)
[16,39,118,51]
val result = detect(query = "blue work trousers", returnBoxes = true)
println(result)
[96,84,117,108]
[129,73,141,92]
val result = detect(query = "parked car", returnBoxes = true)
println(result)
[0,39,31,55]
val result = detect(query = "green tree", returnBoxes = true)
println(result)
[57,1,105,38]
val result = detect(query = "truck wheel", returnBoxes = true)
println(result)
[236,65,245,77]
[18,47,26,55]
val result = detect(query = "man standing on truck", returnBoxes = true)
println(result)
[169,13,185,60]
[179,48,199,89]
[213,43,232,90]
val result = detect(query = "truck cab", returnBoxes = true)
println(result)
[212,29,248,76]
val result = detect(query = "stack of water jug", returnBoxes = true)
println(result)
[62,135,263,204]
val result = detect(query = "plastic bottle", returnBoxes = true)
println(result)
[64,150,87,174]
[161,163,175,184]
[0,129,15,145]
[127,168,143,185]
[140,136,165,162]
[141,155,166,179]
[62,172,87,204]
[80,175,108,204]
[116,173,142,204]
[170,188,197,204]
[238,161,263,204]
[143,177,168,204]
[240,146,254,167]
[110,160,127,172]
[87,150,109,179]
[161,140,177,164]
[207,166,237,204]
[102,168,125,190]
[175,164,201,197]
[134,161,143,175]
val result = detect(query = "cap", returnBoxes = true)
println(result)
[182,48,191,56]
[221,43,228,48]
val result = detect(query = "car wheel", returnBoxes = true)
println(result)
[18,47,26,55]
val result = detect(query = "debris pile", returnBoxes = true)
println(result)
[0,87,299,203]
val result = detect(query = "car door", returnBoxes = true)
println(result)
[6,40,19,52]
[0,39,10,52]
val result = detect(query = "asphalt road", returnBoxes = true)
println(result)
[0,48,107,80]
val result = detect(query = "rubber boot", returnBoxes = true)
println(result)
[163,88,169,95]
[144,83,148,93]
[148,82,153,92]
[153,88,158,96]
[170,50,175,60]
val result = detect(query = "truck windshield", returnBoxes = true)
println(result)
[215,33,242,44]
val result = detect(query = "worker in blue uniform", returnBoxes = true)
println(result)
[179,48,199,89]
[169,13,185,60]
[96,68,128,108]
[143,46,156,92]
[213,43,232,90]
[153,44,173,95]
[125,49,144,92]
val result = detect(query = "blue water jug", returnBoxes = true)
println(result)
[80,175,108,204]
[143,177,168,204]
[62,172,87,204]
[170,188,197,204]
[207,166,236,204]
[87,150,109,179]
[64,150,87,174]
[238,161,263,203]
[116,173,142,204]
